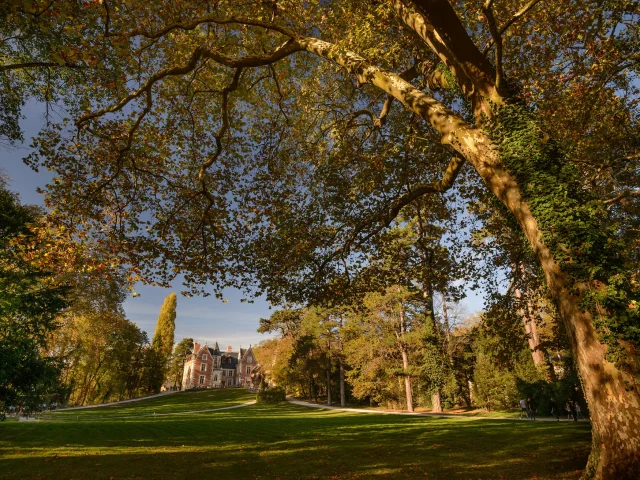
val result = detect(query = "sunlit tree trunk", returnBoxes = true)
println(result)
[339,359,346,407]
[514,287,545,367]
[326,355,332,406]
[431,391,442,413]
[338,314,346,408]
[398,309,414,412]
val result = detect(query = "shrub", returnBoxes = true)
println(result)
[256,387,286,404]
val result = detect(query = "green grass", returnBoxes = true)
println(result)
[0,389,591,479]
[41,388,255,420]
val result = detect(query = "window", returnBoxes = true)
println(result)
[202,354,207,360]
[199,375,205,385]
[201,363,207,371]
[213,375,218,382]
[246,355,252,363]
[246,366,251,374]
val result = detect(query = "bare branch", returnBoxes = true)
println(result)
[482,3,503,90]
[604,189,640,205]
[0,61,84,72]
[483,0,544,54]
[103,0,111,37]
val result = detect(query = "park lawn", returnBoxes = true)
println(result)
[0,390,591,480]
[40,388,256,420]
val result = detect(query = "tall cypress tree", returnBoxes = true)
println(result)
[152,293,177,358]
[147,293,177,392]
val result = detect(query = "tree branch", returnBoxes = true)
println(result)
[198,67,243,182]
[603,189,640,205]
[401,0,501,105]
[128,16,297,40]
[0,61,84,72]
[482,0,544,54]
[482,2,503,90]
[376,63,422,127]
[76,40,301,128]
[345,156,465,250]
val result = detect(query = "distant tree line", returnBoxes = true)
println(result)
[0,182,183,409]
[255,219,585,415]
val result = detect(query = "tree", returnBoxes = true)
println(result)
[151,293,177,359]
[347,286,423,412]
[0,183,69,413]
[167,337,193,389]
[3,1,639,476]
[49,288,149,406]
[145,293,177,393]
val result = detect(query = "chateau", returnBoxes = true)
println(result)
[181,341,259,390]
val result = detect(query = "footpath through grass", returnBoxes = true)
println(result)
[0,389,591,480]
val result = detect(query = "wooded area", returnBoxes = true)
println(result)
[1,1,639,478]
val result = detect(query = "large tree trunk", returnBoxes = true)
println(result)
[326,356,332,406]
[431,390,442,413]
[514,287,545,367]
[441,294,453,365]
[339,358,346,407]
[401,347,414,413]
[398,309,414,412]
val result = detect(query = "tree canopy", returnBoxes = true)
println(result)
[2,1,640,477]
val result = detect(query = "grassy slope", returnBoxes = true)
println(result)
[0,389,591,480]
[44,388,255,420]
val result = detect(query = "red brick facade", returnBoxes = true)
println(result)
[182,342,259,390]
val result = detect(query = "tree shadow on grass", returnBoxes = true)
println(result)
[0,403,591,480]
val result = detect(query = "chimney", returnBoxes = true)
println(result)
[194,341,201,354]
[227,345,233,353]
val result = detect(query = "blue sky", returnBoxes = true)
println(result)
[1,101,484,348]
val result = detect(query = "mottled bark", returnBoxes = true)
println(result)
[394,0,503,118]
[431,390,442,413]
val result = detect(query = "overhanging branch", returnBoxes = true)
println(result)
[346,156,465,250]
[76,40,301,128]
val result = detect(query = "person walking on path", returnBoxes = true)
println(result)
[519,399,528,419]
[526,397,536,420]
[550,398,560,421]
[575,402,584,420]
[568,399,578,421]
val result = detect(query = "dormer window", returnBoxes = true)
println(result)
[246,355,252,363]
[202,354,207,360]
